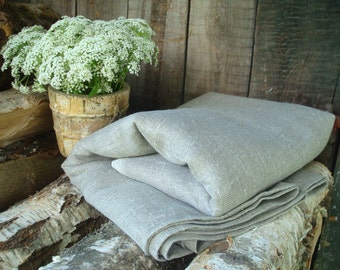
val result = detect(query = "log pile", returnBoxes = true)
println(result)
[39,222,194,270]
[0,2,337,269]
[187,181,330,270]
[0,169,330,269]
[0,76,62,213]
[0,125,334,269]
[0,131,64,211]
[0,175,107,269]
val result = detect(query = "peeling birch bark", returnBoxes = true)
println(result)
[0,169,331,269]
[0,175,106,269]
[0,132,64,211]
[186,180,331,270]
[39,222,194,270]
[39,171,331,270]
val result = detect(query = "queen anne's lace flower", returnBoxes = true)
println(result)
[1,16,158,95]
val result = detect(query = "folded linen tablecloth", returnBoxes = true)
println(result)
[62,92,335,260]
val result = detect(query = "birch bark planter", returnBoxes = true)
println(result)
[48,83,130,157]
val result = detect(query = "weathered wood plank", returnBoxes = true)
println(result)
[184,0,256,102]
[76,0,127,20]
[0,175,106,269]
[30,0,76,16]
[0,1,60,41]
[333,74,340,115]
[24,0,339,112]
[249,0,339,110]
[127,0,189,110]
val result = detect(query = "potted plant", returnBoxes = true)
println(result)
[1,15,159,156]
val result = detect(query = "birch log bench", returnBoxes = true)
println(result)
[0,165,333,270]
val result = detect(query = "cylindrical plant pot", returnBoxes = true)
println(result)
[48,83,130,157]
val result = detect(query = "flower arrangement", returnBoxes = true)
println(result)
[1,16,158,96]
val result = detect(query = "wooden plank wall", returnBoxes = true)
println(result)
[29,0,339,114]
[11,1,340,268]
[184,1,256,101]
[250,0,339,114]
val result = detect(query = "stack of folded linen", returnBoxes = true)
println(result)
[62,92,335,261]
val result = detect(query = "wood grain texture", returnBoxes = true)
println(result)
[127,0,189,110]
[184,0,256,102]
[0,154,64,212]
[249,0,339,110]
[30,0,76,16]
[333,74,340,115]
[24,0,340,112]
[76,0,127,19]
[0,89,53,147]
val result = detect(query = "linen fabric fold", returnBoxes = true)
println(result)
[62,92,335,260]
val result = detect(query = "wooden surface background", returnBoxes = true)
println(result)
[27,0,339,114]
[3,1,340,269]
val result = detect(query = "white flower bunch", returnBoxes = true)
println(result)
[1,16,159,95]
[1,25,46,93]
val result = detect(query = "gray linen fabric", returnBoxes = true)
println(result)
[62,92,335,260]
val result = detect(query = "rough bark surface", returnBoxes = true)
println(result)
[0,175,106,270]
[186,179,331,270]
[0,132,64,212]
[39,222,195,270]
[314,146,340,269]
